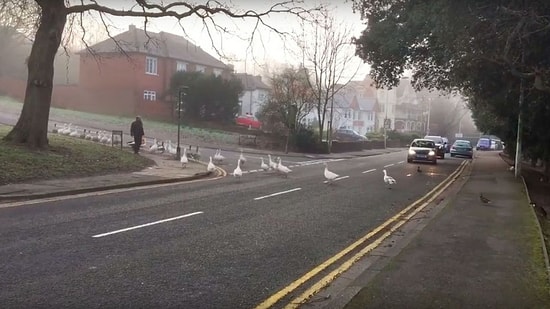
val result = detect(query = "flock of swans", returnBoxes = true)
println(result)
[52,123,398,188]
[198,148,398,188]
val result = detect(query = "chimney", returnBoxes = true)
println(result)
[256,75,262,81]
[129,24,136,32]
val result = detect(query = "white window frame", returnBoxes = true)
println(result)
[146,56,158,75]
[176,61,187,72]
[143,90,156,101]
[196,64,206,73]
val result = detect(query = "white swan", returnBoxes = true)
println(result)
[268,154,277,170]
[233,159,242,179]
[149,138,159,152]
[276,157,292,177]
[180,148,188,168]
[207,156,216,173]
[239,150,246,165]
[260,158,269,171]
[383,169,396,188]
[214,149,225,163]
[324,162,339,184]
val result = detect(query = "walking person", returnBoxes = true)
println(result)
[130,116,145,154]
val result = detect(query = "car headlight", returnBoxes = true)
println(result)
[408,149,416,155]
[429,150,435,156]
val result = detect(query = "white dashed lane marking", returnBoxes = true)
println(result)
[92,211,203,238]
[254,188,302,201]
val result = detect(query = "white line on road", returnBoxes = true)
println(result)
[92,211,203,238]
[323,175,350,183]
[383,163,395,168]
[398,160,405,164]
[362,168,377,174]
[254,188,302,201]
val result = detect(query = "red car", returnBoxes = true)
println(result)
[235,115,262,129]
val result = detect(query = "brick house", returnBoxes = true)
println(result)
[76,25,233,120]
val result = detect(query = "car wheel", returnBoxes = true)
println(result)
[407,158,412,163]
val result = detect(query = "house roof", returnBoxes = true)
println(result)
[235,73,270,90]
[80,25,228,70]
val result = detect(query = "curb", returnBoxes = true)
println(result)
[520,174,550,286]
[0,171,216,203]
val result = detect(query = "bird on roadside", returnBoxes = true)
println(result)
[324,162,339,184]
[260,158,269,171]
[207,156,216,173]
[239,150,247,166]
[276,157,292,177]
[180,148,188,168]
[233,159,243,179]
[383,169,396,189]
[268,154,277,170]
[417,166,422,173]
[214,149,225,163]
[479,193,491,204]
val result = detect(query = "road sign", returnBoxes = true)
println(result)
[455,133,463,138]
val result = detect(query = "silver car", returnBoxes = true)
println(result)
[407,139,437,164]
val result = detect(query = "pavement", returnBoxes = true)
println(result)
[325,151,550,308]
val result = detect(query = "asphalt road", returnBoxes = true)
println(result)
[0,151,466,308]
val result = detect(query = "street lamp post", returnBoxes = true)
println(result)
[425,98,432,136]
[176,86,188,159]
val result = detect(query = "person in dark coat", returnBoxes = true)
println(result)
[130,116,145,154]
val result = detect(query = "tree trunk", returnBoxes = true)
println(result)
[4,0,67,149]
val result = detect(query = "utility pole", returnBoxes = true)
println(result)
[426,98,431,136]
[384,89,388,149]
[176,86,188,159]
[515,77,524,178]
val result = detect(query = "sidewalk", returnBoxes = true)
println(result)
[0,151,216,203]
[336,151,550,308]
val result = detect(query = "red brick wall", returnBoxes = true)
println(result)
[0,77,26,101]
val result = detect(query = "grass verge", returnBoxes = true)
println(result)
[0,96,237,144]
[0,124,154,185]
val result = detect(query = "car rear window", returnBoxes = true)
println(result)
[454,142,471,147]
[412,140,435,148]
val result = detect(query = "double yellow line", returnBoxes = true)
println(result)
[255,160,470,309]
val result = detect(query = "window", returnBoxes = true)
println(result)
[344,110,351,118]
[146,56,157,75]
[196,65,206,73]
[144,90,156,101]
[213,68,222,77]
[176,61,187,72]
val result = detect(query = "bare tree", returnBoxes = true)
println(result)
[258,66,314,152]
[2,0,322,149]
[294,9,361,147]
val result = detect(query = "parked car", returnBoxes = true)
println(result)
[235,115,262,129]
[476,138,491,150]
[450,140,473,159]
[332,129,368,142]
[407,139,437,164]
[423,135,446,159]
